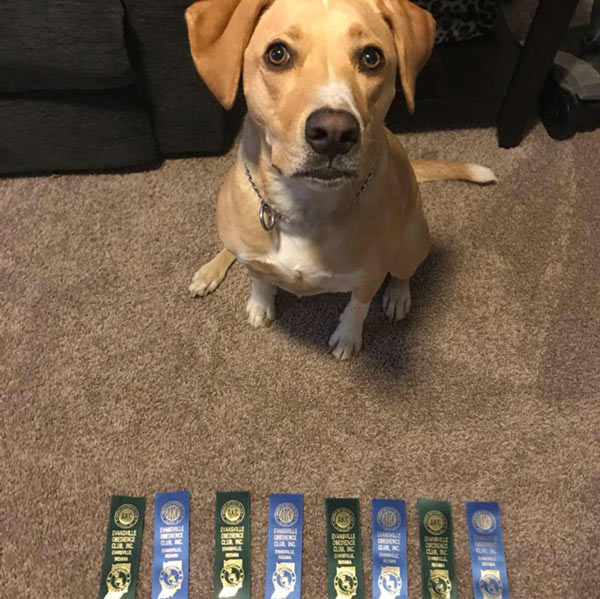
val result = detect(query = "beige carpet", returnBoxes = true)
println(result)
[1,122,599,599]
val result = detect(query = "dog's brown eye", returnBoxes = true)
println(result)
[360,46,383,70]
[265,43,291,68]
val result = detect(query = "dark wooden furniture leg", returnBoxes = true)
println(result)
[497,0,580,148]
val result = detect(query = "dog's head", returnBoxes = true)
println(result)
[186,0,434,190]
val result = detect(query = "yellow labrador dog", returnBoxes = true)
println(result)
[185,0,495,359]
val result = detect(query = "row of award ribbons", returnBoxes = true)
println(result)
[98,491,509,599]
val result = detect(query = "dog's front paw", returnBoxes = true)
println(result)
[382,277,411,322]
[189,265,225,297]
[246,298,275,328]
[328,323,363,360]
[328,296,370,360]
[246,277,276,328]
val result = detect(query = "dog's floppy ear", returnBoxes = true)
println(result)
[185,0,273,109]
[379,0,435,113]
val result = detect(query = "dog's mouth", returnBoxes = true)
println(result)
[293,167,355,182]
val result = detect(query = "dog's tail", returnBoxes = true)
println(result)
[411,160,497,184]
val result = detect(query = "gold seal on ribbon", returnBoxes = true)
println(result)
[106,563,131,594]
[331,508,356,533]
[221,500,245,525]
[219,559,244,598]
[428,569,452,599]
[334,566,358,599]
[423,511,448,536]
[114,504,139,530]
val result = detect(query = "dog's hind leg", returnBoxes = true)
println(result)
[189,248,236,297]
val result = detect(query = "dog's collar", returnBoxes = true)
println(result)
[244,162,374,232]
[244,163,279,231]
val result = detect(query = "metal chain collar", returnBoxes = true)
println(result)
[244,163,374,232]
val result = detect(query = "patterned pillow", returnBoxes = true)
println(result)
[413,0,500,44]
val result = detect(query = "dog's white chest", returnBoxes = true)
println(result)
[250,231,364,294]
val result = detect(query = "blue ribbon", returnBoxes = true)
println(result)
[264,493,304,599]
[465,502,510,599]
[371,499,408,599]
[152,491,190,599]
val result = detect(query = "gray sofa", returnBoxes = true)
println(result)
[0,0,231,175]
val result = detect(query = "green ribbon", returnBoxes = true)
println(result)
[418,499,459,599]
[326,498,364,599]
[98,495,146,599]
[214,492,251,599]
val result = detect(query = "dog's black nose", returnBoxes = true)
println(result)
[305,109,360,158]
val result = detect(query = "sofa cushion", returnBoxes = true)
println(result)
[0,86,159,175]
[0,0,135,92]
[415,0,500,44]
[122,0,231,155]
